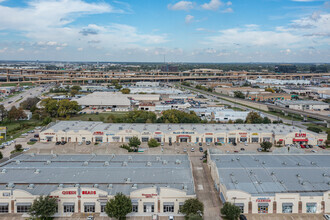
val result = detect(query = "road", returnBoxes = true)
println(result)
[3,84,53,110]
[189,154,222,220]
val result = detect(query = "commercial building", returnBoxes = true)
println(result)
[213,110,249,122]
[247,93,292,102]
[135,82,160,87]
[275,100,329,111]
[215,87,265,97]
[0,154,195,217]
[40,121,327,145]
[248,77,310,85]
[208,151,330,214]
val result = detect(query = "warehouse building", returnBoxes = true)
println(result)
[40,121,327,145]
[0,154,195,217]
[275,100,329,111]
[208,151,330,214]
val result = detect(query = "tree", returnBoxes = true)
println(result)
[15,144,22,152]
[260,141,272,152]
[307,126,322,133]
[180,198,204,219]
[148,138,160,148]
[0,104,8,121]
[220,202,241,220]
[8,106,26,121]
[0,151,2,159]
[157,109,201,123]
[245,112,263,124]
[70,85,81,91]
[234,91,245,99]
[29,196,57,219]
[105,193,132,220]
[262,117,271,124]
[129,136,141,151]
[20,97,40,110]
[120,88,130,94]
[186,214,203,220]
[234,119,244,124]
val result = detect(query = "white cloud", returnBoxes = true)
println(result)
[168,1,194,11]
[226,1,232,6]
[222,7,233,13]
[77,47,83,51]
[202,0,223,11]
[185,15,194,24]
[0,47,8,53]
[18,48,24,52]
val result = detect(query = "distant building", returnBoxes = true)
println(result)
[214,109,250,122]
[275,65,297,73]
[247,93,292,102]
[161,65,178,72]
[275,100,329,111]
[135,82,159,87]
[310,65,328,73]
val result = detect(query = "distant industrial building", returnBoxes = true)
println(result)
[0,154,195,217]
[40,121,326,145]
[188,108,250,122]
[208,151,330,214]
[248,77,310,85]
[161,65,178,72]
[275,100,329,111]
[247,93,292,102]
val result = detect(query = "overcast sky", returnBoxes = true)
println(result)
[0,0,329,62]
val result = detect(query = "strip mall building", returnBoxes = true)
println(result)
[208,150,330,214]
[0,154,195,218]
[40,121,327,145]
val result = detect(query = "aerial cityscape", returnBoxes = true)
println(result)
[0,0,329,220]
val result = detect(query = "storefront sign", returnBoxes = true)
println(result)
[82,191,96,195]
[44,133,55,135]
[106,133,115,136]
[142,193,157,198]
[256,198,271,203]
[62,191,76,195]
[239,132,247,137]
[173,131,194,134]
[142,132,151,135]
[93,131,104,135]
[252,133,259,135]
[205,133,213,135]
[229,133,236,135]
[125,130,132,133]
[154,132,162,134]
[49,196,59,198]
[2,192,10,196]
[295,133,306,137]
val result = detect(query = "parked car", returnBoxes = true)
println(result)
[257,148,262,152]
[324,214,330,220]
[199,147,204,152]
[86,216,94,220]
[34,134,39,138]
[311,150,317,153]
[176,142,180,146]
[60,141,67,145]
[23,148,30,152]
[28,130,35,133]
[300,145,306,148]
[169,142,172,146]
[240,148,245,151]
[29,138,38,142]
[161,142,164,146]
[233,142,237,146]
[206,142,210,146]
[191,148,195,152]
[239,214,247,220]
[78,142,83,146]
[308,145,313,148]
[55,141,61,145]
[86,141,91,145]
[183,148,187,153]
[199,142,202,146]
[234,150,239,153]
[21,133,28,136]
[319,145,325,149]
[168,216,174,220]
[244,142,248,146]
[0,144,4,149]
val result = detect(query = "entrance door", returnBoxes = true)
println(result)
[180,137,188,142]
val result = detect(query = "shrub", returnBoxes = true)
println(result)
[148,138,160,148]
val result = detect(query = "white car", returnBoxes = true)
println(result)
[311,150,317,153]
[21,133,28,136]
[324,214,330,220]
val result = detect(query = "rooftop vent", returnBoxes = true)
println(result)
[1,169,7,174]
[58,184,64,189]
[258,181,262,184]
[322,173,327,177]
[183,184,188,190]
[108,184,113,189]
[28,184,35,189]
[271,171,275,175]
[125,178,131,183]
[296,174,300,177]
[279,180,284,184]
[122,161,128,166]
[132,184,138,189]
[282,162,287,165]
[146,162,152,167]
[231,159,235,162]
[262,161,266,164]
[104,161,110,166]
[175,159,182,164]
[34,169,41,174]
[311,161,316,165]
[119,127,123,130]
[162,160,168,165]
[94,184,99,188]
[15,160,21,165]
[297,162,301,166]
[230,173,234,176]
[75,184,80,188]
[83,161,88,166]
[236,157,240,161]
[6,183,15,189]
[46,160,51,165]
[52,154,57,158]
[128,156,132,161]
[156,157,161,161]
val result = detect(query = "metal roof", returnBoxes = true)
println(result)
[0,154,195,196]
[43,121,315,135]
[210,153,330,196]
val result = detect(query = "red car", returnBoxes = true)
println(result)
[300,144,306,148]
[319,145,325,149]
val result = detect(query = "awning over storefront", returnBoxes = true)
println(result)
[143,202,154,206]
[163,202,174,206]
[282,203,293,206]
[258,203,269,206]
[16,203,32,206]
[0,203,9,206]
[306,203,317,206]
[84,202,95,206]
[177,135,190,137]
[63,202,75,206]
[293,138,308,142]
[234,203,244,207]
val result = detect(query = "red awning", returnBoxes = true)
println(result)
[319,139,323,141]
[293,138,308,142]
[279,139,283,141]
[178,135,190,138]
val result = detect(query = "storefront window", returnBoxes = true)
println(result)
[234,203,244,213]
[143,203,154,213]
[95,137,103,142]
[217,137,224,143]
[112,137,120,142]
[205,137,213,143]
[84,204,95,213]
[196,137,199,142]
[0,204,9,213]
[16,204,31,213]
[306,203,317,213]
[258,203,269,213]
[163,202,174,212]
[252,137,259,143]
[63,204,75,213]
[132,203,138,212]
[101,204,106,213]
[282,203,293,213]
[142,137,149,142]
[240,137,247,143]
[179,202,184,213]
[125,137,132,142]
[228,137,236,143]
[263,137,271,142]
